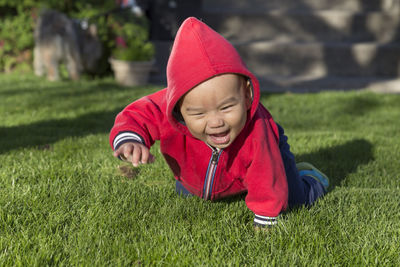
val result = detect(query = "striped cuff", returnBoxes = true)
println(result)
[113,131,145,150]
[253,215,278,227]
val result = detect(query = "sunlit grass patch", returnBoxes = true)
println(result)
[1,73,399,265]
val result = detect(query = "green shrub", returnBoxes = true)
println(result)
[0,1,149,74]
[109,13,155,62]
[0,2,36,72]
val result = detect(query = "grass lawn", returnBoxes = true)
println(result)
[1,73,399,266]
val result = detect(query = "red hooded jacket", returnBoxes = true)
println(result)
[110,17,288,225]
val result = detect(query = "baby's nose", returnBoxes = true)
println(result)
[208,115,224,128]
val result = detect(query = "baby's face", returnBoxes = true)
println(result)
[180,74,252,149]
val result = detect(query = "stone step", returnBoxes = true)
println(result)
[257,75,400,93]
[235,40,400,77]
[148,40,400,93]
[203,10,400,43]
[149,40,400,84]
[203,0,400,12]
[150,69,400,94]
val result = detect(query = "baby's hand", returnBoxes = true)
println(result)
[113,142,155,167]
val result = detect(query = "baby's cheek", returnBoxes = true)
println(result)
[229,110,247,128]
[187,123,206,138]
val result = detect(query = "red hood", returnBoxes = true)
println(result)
[166,17,261,135]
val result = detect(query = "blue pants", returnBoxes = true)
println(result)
[176,124,326,207]
[276,124,326,207]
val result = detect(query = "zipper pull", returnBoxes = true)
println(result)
[211,150,219,163]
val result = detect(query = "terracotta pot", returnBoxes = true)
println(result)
[109,58,154,86]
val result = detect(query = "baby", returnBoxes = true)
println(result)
[110,17,328,227]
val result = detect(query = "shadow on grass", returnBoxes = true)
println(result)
[52,81,152,99]
[0,108,123,154]
[219,138,374,205]
[296,138,374,189]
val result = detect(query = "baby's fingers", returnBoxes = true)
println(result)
[148,153,155,163]
[140,148,155,164]
[131,145,143,167]
[113,146,130,159]
[113,144,134,162]
[113,143,154,167]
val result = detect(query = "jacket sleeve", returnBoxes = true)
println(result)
[243,109,289,227]
[109,89,167,150]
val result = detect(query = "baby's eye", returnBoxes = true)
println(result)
[189,112,204,116]
[221,105,234,110]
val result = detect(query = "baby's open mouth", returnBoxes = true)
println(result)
[208,130,230,145]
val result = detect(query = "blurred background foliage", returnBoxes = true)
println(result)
[0,0,149,75]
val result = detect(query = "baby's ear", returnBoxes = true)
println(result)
[245,79,253,110]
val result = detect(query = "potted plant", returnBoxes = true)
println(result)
[108,14,155,86]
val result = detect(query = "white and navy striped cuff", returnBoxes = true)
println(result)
[113,131,144,150]
[254,215,278,227]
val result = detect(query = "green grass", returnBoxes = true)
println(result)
[1,73,399,266]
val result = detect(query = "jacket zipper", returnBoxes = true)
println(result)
[203,148,222,200]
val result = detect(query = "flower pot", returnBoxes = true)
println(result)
[109,58,154,86]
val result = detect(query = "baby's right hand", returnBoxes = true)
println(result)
[113,142,155,167]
